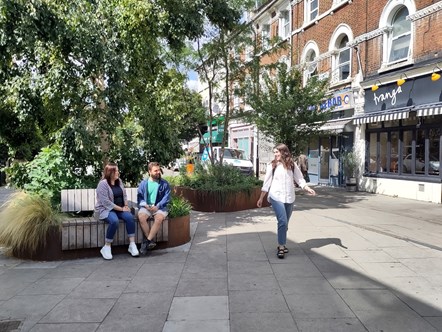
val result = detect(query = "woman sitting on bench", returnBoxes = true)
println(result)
[95,162,139,260]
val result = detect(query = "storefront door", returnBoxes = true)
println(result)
[319,137,330,183]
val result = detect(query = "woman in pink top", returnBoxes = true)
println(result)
[257,143,315,259]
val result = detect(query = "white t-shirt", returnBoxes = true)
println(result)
[261,162,306,204]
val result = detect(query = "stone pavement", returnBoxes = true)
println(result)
[0,186,442,331]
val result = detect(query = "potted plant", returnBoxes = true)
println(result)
[342,151,358,191]
[166,193,192,246]
[168,194,192,219]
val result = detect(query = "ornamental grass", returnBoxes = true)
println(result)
[0,191,60,256]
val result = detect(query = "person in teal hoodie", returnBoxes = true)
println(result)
[137,162,171,254]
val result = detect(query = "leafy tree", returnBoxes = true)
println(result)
[194,0,255,166]
[0,0,230,186]
[240,63,331,155]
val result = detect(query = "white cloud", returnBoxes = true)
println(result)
[187,79,199,91]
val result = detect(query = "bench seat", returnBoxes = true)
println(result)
[60,188,169,251]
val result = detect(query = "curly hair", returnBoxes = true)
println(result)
[271,143,294,170]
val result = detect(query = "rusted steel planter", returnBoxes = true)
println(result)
[14,215,191,261]
[173,186,270,212]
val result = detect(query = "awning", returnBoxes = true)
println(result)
[353,108,411,125]
[416,103,442,117]
[320,119,353,133]
[200,131,224,144]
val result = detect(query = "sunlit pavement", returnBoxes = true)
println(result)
[1,186,442,331]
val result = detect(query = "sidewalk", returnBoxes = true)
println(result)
[0,186,442,331]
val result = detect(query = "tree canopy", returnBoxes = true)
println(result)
[0,0,223,184]
[240,63,331,156]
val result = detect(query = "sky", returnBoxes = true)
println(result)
[187,70,199,91]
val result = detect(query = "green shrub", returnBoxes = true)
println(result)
[5,145,96,208]
[342,151,358,177]
[164,163,262,193]
[168,194,192,218]
[0,192,60,257]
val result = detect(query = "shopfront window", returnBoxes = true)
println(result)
[367,122,441,178]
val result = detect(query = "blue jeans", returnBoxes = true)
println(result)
[269,197,294,246]
[104,211,135,243]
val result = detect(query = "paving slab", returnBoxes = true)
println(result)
[68,280,129,299]
[285,292,356,319]
[163,320,229,332]
[40,298,116,323]
[29,323,100,332]
[175,277,228,297]
[229,289,289,313]
[230,312,298,332]
[167,296,228,321]
[295,318,367,332]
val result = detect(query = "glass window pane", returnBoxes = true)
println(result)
[402,130,413,174]
[368,133,377,173]
[389,7,410,63]
[339,48,350,63]
[429,128,440,176]
[415,129,425,174]
[340,63,350,80]
[389,35,410,62]
[380,132,388,173]
[310,0,318,20]
[392,8,410,37]
[390,131,399,172]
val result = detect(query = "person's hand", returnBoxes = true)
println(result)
[304,186,316,196]
[257,198,262,208]
[123,205,130,212]
[150,205,159,213]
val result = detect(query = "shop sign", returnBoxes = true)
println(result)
[321,89,354,111]
[364,74,442,113]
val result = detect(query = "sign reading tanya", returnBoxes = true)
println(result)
[364,74,442,113]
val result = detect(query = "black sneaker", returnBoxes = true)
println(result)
[140,239,148,255]
[147,240,157,250]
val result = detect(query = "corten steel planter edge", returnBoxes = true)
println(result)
[172,186,270,212]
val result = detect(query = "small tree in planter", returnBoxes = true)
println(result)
[166,194,192,247]
[168,194,192,219]
[342,151,358,191]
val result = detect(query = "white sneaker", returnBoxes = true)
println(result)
[100,245,113,260]
[128,242,139,257]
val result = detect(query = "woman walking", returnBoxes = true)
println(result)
[257,144,315,259]
[95,162,139,260]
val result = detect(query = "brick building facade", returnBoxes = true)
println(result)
[246,0,442,202]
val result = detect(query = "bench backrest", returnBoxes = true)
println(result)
[61,188,139,213]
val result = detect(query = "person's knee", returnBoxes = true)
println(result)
[154,215,165,224]
[108,218,119,227]
[138,213,148,224]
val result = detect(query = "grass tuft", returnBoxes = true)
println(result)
[0,192,60,256]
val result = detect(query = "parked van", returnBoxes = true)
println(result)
[201,147,254,176]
